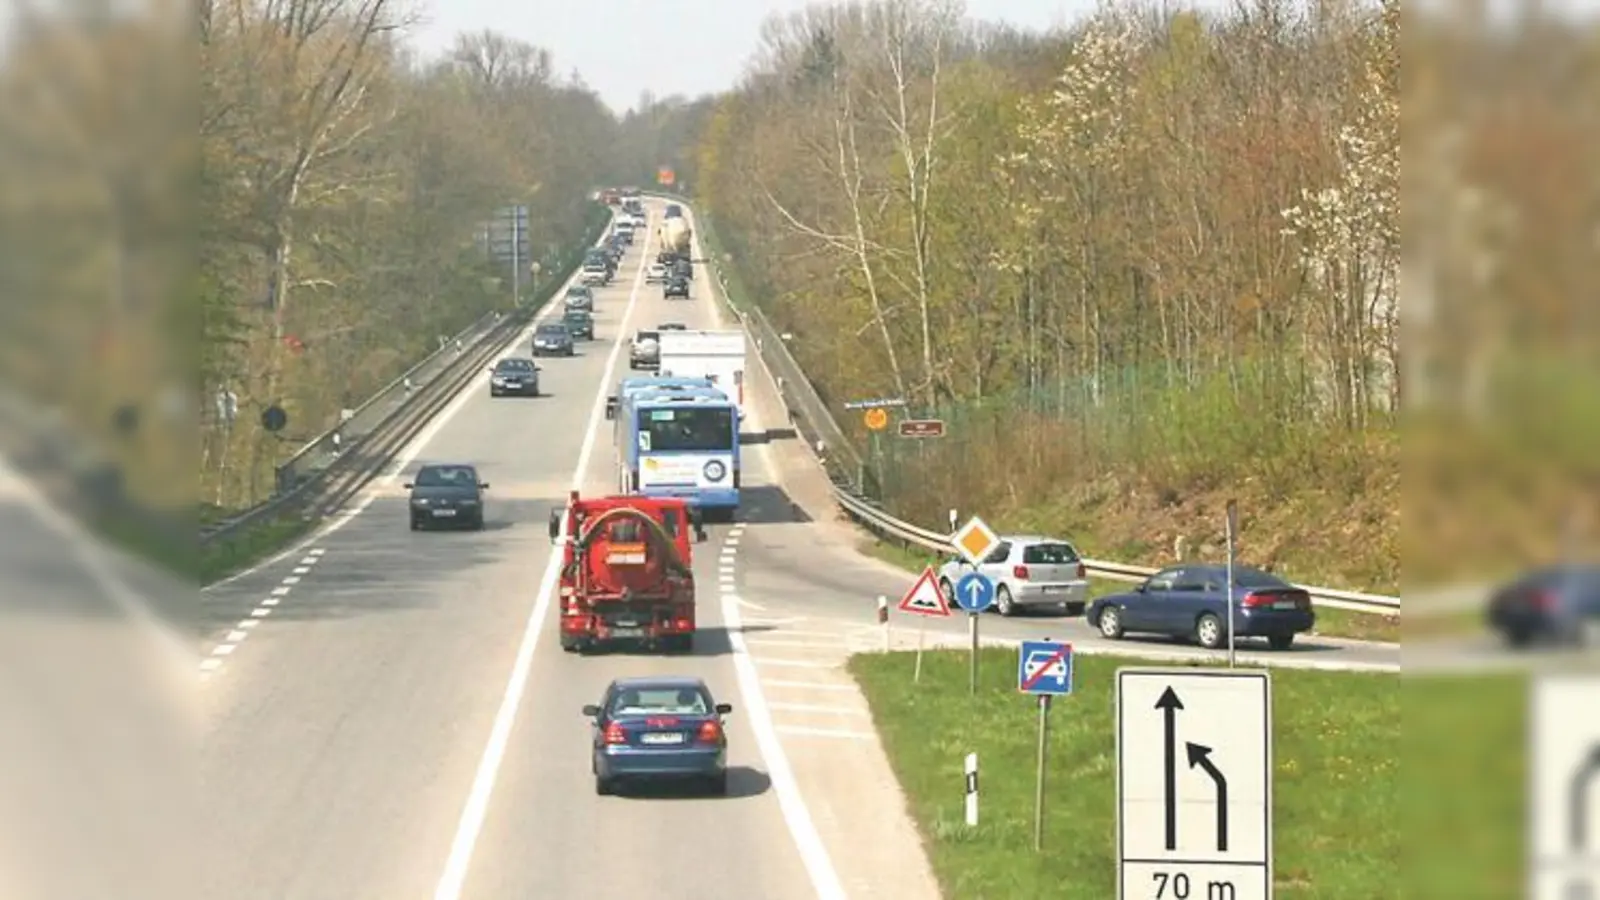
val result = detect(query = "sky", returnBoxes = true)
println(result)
[404,0,1116,115]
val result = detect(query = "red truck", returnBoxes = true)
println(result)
[547,490,705,653]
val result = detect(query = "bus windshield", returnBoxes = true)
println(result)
[636,406,735,453]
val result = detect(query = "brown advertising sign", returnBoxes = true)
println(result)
[898,419,946,438]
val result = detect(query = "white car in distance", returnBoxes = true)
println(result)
[645,263,667,284]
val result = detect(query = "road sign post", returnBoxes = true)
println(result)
[1116,668,1273,900]
[898,567,951,683]
[1019,639,1074,851]
[1225,500,1239,668]
[955,572,996,695]
[1529,674,1600,899]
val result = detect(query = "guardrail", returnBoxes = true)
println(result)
[649,191,1402,618]
[200,210,613,549]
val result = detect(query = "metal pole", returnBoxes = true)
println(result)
[511,208,522,306]
[913,620,926,683]
[1034,694,1051,851]
[968,612,979,696]
[1226,499,1238,668]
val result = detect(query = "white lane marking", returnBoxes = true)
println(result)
[754,658,839,669]
[764,679,856,691]
[737,596,767,612]
[745,637,844,650]
[726,537,740,546]
[433,208,654,900]
[776,725,873,741]
[199,548,329,679]
[720,546,847,899]
[769,702,867,716]
[740,616,807,627]
[203,226,612,592]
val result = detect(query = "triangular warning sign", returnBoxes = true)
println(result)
[898,566,951,617]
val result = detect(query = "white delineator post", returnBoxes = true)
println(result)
[877,595,889,652]
[964,752,979,826]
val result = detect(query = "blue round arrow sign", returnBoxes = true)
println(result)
[954,572,995,613]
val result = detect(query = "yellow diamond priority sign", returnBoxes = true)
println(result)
[952,515,1000,565]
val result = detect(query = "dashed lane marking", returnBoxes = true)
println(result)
[764,680,857,692]
[199,549,327,682]
[776,725,873,740]
[769,702,867,716]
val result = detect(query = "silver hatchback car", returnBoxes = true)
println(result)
[937,535,1090,616]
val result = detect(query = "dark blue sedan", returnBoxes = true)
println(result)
[1087,564,1315,650]
[1486,564,1600,648]
[584,676,732,796]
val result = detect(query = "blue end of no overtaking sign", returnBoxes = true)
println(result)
[954,572,995,613]
[1018,640,1074,696]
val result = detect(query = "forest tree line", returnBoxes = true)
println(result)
[622,0,1406,587]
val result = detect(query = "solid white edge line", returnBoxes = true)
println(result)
[723,588,848,899]
[432,206,655,900]
[202,219,617,592]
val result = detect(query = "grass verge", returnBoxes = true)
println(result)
[201,514,313,585]
[856,538,1400,643]
[849,648,1406,898]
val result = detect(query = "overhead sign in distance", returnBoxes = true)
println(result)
[657,166,675,185]
[863,407,889,431]
[898,419,945,438]
[843,397,907,410]
[1117,668,1274,900]
[1529,674,1600,900]
[898,566,952,617]
[952,515,1000,566]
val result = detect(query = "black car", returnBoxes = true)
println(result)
[532,322,575,356]
[405,463,489,531]
[663,275,690,299]
[1486,564,1600,647]
[488,357,540,397]
[585,675,734,796]
[563,309,595,340]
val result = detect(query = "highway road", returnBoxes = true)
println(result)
[199,200,841,900]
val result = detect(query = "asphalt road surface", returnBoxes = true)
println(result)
[199,200,821,900]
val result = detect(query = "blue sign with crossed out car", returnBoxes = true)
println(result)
[954,572,995,613]
[1018,640,1074,696]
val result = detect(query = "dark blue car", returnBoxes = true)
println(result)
[1087,564,1315,650]
[1485,564,1600,648]
[584,676,732,796]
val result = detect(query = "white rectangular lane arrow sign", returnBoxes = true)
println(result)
[1117,668,1273,900]
[1530,673,1600,899]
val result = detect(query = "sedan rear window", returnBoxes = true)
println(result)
[610,687,709,716]
[1233,568,1290,588]
[1023,543,1080,564]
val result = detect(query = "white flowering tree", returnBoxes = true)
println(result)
[1281,0,1399,423]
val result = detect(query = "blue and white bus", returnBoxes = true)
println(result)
[605,375,716,422]
[617,386,740,519]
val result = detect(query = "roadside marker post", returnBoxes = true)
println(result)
[1018,639,1075,851]
[877,595,890,652]
[955,572,996,696]
[964,752,979,827]
[898,566,951,683]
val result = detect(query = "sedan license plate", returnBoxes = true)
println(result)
[1273,600,1299,610]
[432,509,457,517]
[640,732,684,745]
[609,627,644,638]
